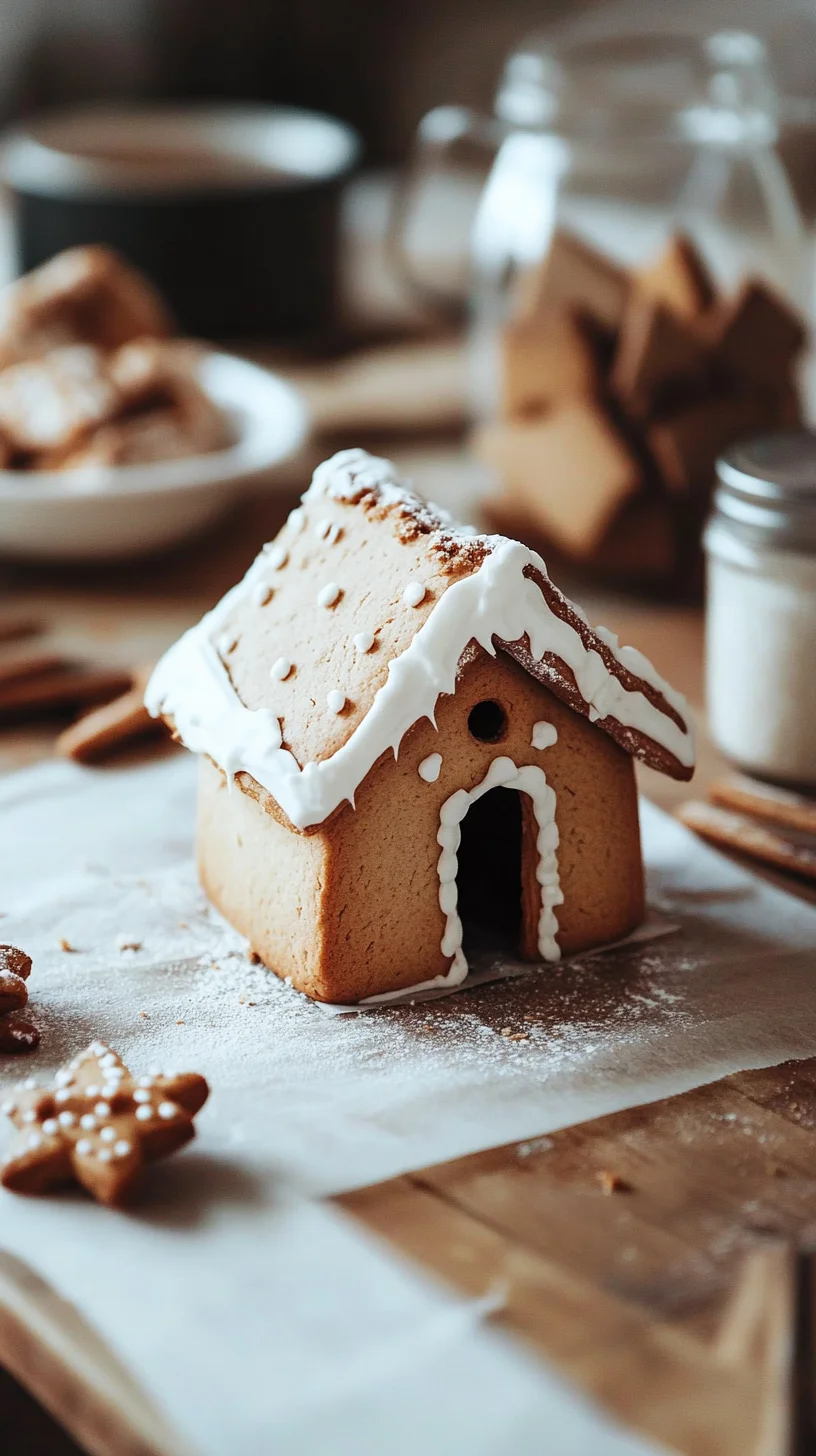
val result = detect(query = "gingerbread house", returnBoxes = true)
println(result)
[146,449,694,1004]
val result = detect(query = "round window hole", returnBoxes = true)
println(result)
[468,700,507,743]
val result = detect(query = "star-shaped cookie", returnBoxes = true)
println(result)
[1,1041,209,1206]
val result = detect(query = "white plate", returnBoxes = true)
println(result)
[0,352,309,559]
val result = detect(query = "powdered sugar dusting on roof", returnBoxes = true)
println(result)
[306,448,492,570]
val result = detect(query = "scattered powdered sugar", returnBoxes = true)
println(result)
[3,761,816,1200]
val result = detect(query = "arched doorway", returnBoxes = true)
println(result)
[436,757,562,982]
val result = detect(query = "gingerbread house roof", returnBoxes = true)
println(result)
[146,449,694,830]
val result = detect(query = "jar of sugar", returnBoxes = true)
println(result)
[705,431,816,786]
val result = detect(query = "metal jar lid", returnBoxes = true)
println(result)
[713,429,816,553]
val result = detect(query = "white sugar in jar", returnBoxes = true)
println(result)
[704,432,816,787]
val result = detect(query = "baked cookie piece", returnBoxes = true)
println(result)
[0,944,39,1055]
[53,337,229,468]
[1,1041,209,1205]
[0,345,119,454]
[0,245,172,366]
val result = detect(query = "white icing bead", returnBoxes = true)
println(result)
[138,1076,154,1087]
[54,1069,73,1087]
[85,1085,100,1098]
[22,1109,36,1123]
[270,657,292,681]
[42,1119,59,1135]
[55,1089,71,1104]
[253,582,273,607]
[80,1114,96,1131]
[100,1126,116,1143]
[402,580,426,607]
[317,582,341,609]
[99,1053,117,1068]
[23,1077,37,1090]
[89,1042,106,1055]
[58,1111,76,1128]
[133,1088,151,1103]
[418,753,442,783]
[288,507,305,533]
[158,1102,178,1120]
[27,1133,42,1150]
[97,1148,112,1163]
[316,518,333,539]
[326,522,343,544]
[532,721,558,751]
[135,1105,153,1122]
[326,690,346,715]
[353,631,375,654]
[217,633,237,657]
[76,1138,92,1155]
[265,543,288,569]
[1,1100,15,1115]
[94,1102,111,1117]
[102,1085,119,1099]
[113,1140,131,1158]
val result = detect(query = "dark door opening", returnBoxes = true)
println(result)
[456,786,523,958]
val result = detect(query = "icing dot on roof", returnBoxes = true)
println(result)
[316,519,332,539]
[326,522,343,544]
[327,690,346,714]
[264,544,288,570]
[402,580,426,607]
[253,582,273,607]
[353,631,375,654]
[418,753,442,783]
[317,582,341,608]
[217,633,237,656]
[288,507,305,533]
[271,657,292,681]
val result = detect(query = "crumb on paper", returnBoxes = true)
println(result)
[499,1027,513,1037]
[58,938,76,953]
[597,1169,632,1195]
[238,994,257,1007]
[176,1019,185,1026]
[139,1011,149,1019]
[117,935,142,952]
[507,1033,528,1043]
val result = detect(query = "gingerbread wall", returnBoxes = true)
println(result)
[320,647,644,1002]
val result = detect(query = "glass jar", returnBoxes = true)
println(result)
[393,29,811,420]
[705,431,816,787]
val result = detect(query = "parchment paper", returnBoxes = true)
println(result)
[1,753,814,1456]
[1,754,815,1198]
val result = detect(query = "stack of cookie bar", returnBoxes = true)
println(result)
[0,246,229,472]
[474,232,805,591]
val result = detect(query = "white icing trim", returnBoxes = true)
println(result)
[362,755,562,1004]
[145,452,694,831]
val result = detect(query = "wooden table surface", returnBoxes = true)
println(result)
[0,429,814,1456]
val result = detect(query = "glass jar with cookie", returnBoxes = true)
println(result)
[393,30,811,593]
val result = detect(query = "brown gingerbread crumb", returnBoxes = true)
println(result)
[507,1033,529,1042]
[597,1169,632,1195]
[139,1011,149,1019]
[58,938,77,953]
